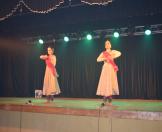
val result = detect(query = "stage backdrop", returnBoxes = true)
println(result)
[0,34,162,99]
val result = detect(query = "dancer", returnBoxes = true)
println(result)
[96,40,121,106]
[40,46,61,103]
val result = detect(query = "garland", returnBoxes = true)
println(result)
[81,0,112,5]
[0,0,64,21]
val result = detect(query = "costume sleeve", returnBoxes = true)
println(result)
[111,50,121,59]
[97,52,106,62]
[40,55,48,60]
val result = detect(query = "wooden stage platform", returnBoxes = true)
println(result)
[0,97,162,132]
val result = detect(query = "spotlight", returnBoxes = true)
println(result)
[38,39,44,44]
[113,32,119,38]
[86,34,92,40]
[25,100,33,105]
[64,36,69,42]
[101,102,105,107]
[145,29,151,35]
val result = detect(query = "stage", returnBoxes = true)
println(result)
[0,97,162,132]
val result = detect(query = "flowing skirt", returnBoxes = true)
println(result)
[43,66,61,95]
[96,62,119,97]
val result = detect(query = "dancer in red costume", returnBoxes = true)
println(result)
[40,46,61,103]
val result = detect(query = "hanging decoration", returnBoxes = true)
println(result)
[81,0,112,5]
[0,0,21,21]
[0,0,112,22]
[0,0,64,21]
[22,0,64,14]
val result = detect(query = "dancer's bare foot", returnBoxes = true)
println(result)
[108,102,112,106]
[44,100,50,104]
[105,102,112,106]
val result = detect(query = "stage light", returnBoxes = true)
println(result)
[86,34,92,40]
[113,32,119,38]
[25,100,33,105]
[145,29,151,35]
[64,36,69,42]
[39,39,44,44]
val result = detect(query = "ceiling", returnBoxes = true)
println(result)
[0,0,162,37]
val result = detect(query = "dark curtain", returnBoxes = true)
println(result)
[0,34,162,99]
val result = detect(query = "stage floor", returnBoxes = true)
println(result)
[0,97,162,121]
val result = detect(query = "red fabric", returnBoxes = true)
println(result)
[45,57,57,76]
[103,51,118,72]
